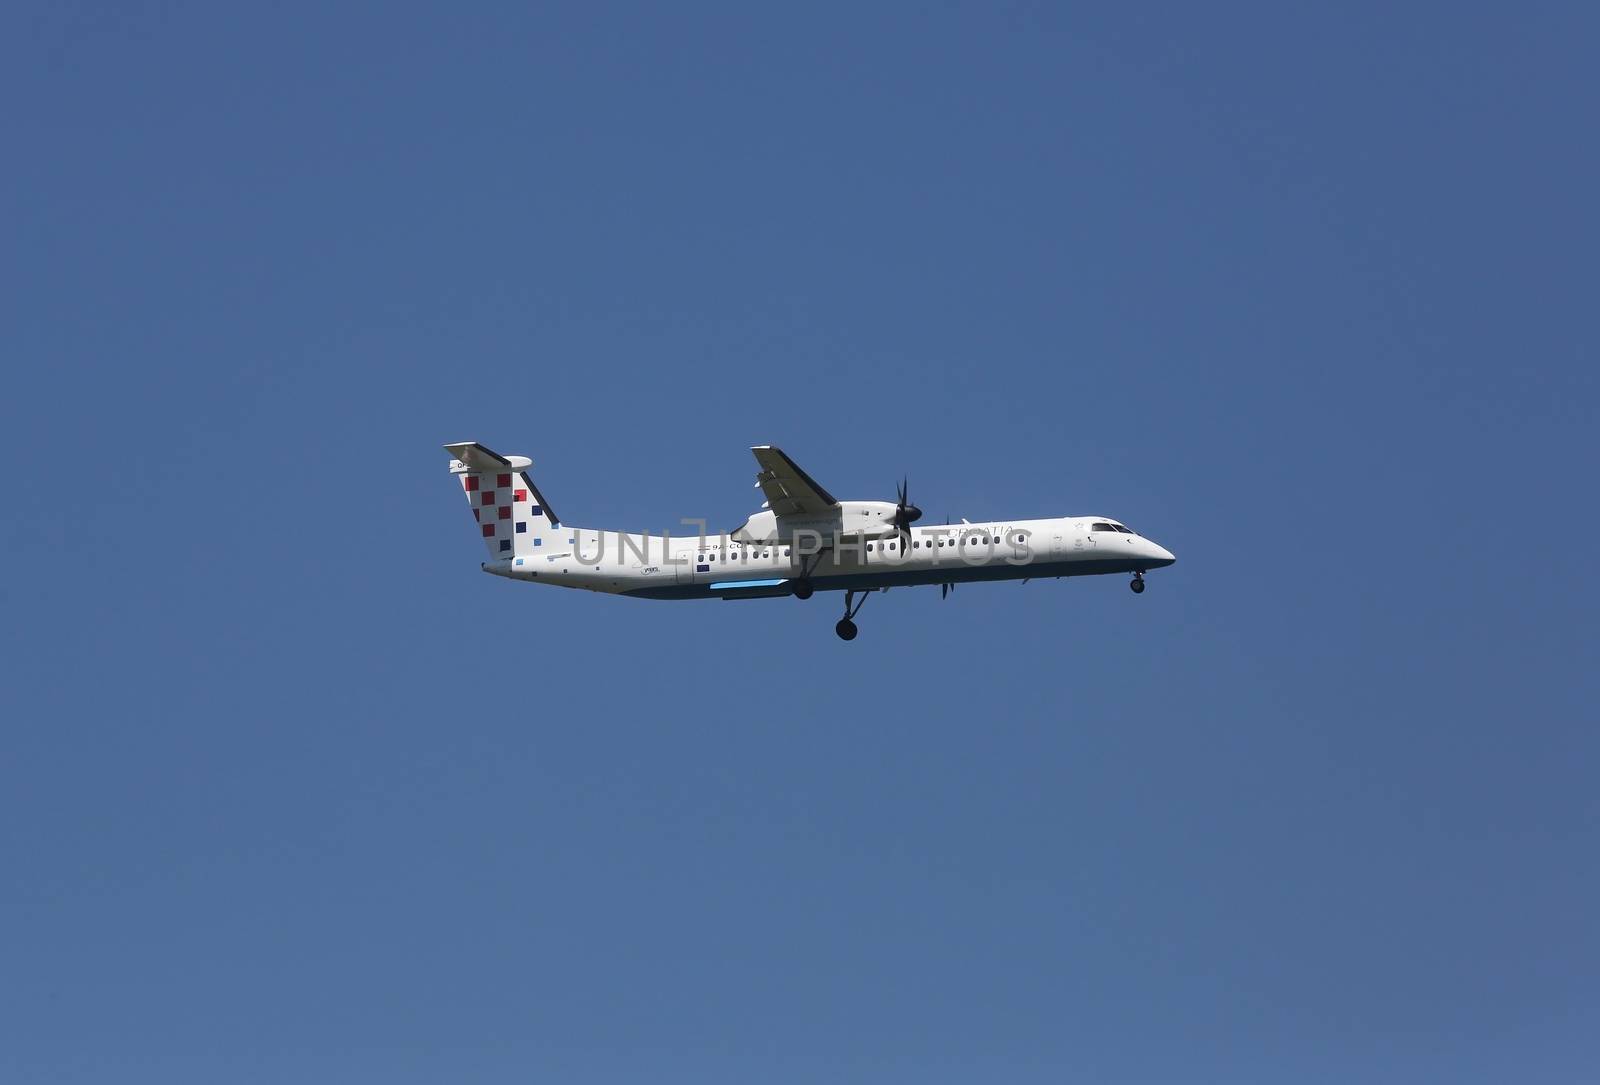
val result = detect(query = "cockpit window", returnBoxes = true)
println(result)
[1115,525,1134,534]
[1091,522,1118,532]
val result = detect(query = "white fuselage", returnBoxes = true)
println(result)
[483,515,1175,599]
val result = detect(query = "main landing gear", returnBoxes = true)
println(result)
[836,589,871,641]
[1129,572,1146,594]
[792,544,833,602]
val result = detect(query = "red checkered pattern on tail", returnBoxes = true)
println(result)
[461,470,546,560]
[446,443,562,562]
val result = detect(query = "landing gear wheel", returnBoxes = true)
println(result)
[792,579,814,600]
[1130,575,1146,594]
[836,588,869,639]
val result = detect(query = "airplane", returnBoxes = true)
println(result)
[445,441,1176,641]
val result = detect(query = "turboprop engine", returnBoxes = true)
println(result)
[732,494,922,545]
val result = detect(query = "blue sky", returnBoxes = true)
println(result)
[3,3,1597,1081]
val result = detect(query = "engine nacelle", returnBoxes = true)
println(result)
[730,501,903,544]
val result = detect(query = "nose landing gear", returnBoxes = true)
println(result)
[835,589,872,640]
[1130,572,1146,594]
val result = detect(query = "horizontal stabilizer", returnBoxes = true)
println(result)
[444,441,518,474]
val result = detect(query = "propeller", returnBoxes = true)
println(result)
[892,477,922,549]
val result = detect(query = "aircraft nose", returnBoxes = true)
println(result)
[1147,541,1176,568]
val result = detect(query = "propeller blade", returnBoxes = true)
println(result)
[891,476,922,532]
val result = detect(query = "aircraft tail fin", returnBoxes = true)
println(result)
[444,442,564,561]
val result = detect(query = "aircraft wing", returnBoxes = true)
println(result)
[751,445,838,517]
